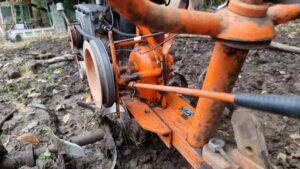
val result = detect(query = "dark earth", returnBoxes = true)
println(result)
[0,20,299,169]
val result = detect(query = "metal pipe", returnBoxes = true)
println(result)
[267,4,300,25]
[107,0,220,36]
[128,82,234,103]
[187,43,248,148]
[113,32,165,45]
[128,82,300,118]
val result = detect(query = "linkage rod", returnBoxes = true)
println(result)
[128,82,300,118]
[113,32,165,44]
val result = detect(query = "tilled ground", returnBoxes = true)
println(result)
[0,20,299,169]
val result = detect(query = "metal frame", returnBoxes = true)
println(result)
[71,0,300,168]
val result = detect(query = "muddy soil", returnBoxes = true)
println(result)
[0,20,299,169]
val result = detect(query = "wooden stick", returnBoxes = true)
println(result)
[270,41,300,54]
[37,54,74,65]
[178,34,300,54]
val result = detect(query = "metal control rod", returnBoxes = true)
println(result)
[128,82,300,118]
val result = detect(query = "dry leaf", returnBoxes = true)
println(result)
[290,133,300,140]
[13,102,27,113]
[17,133,40,145]
[63,113,70,123]
[22,70,33,78]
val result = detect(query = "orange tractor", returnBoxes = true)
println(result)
[67,0,300,168]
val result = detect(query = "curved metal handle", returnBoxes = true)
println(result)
[107,0,300,35]
[107,0,220,36]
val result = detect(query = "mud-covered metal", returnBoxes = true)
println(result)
[67,25,83,49]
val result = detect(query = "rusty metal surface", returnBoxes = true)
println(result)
[107,0,220,35]
[187,42,248,148]
[122,96,171,136]
[67,25,83,49]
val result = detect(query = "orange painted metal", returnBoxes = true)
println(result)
[107,0,220,36]
[127,45,161,103]
[128,82,235,103]
[188,42,248,147]
[138,26,164,61]
[229,0,268,17]
[217,0,275,42]
[83,41,103,107]
[123,96,170,134]
[124,92,206,168]
[104,0,300,168]
[108,31,120,116]
[267,4,300,25]
[107,0,300,42]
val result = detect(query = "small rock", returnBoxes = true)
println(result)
[27,62,42,74]
[129,159,137,168]
[62,113,70,123]
[52,89,59,94]
[139,155,152,164]
[291,151,300,158]
[123,149,131,156]
[261,90,268,94]
[55,104,66,111]
[22,121,39,133]
[294,81,300,92]
[283,116,289,123]
[279,71,286,75]
[27,92,41,98]
[6,66,21,79]
[288,157,300,168]
[290,133,300,140]
[277,152,287,163]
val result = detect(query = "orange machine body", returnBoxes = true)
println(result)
[101,0,300,168]
[128,45,161,103]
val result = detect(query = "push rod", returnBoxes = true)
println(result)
[128,82,300,118]
[113,32,165,44]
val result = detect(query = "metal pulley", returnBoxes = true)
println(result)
[67,25,83,49]
[83,39,115,108]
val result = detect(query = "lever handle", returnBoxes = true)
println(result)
[234,94,300,118]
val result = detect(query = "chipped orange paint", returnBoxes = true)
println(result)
[188,42,248,147]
